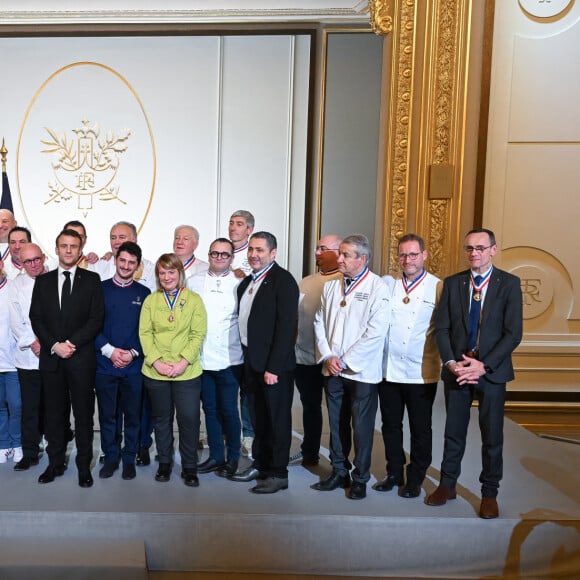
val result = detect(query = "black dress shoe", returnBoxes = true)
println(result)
[155,463,172,482]
[348,481,367,500]
[14,456,39,471]
[228,466,260,482]
[99,462,118,479]
[78,470,94,488]
[38,464,66,484]
[250,476,288,494]
[197,458,225,474]
[136,446,151,466]
[122,463,136,480]
[372,474,403,492]
[401,482,422,498]
[216,460,238,478]
[311,472,351,491]
[181,469,200,487]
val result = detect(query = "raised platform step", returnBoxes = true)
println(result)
[0,391,578,578]
[0,538,147,580]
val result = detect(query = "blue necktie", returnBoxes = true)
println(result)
[467,275,483,354]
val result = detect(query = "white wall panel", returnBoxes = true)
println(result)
[0,34,310,275]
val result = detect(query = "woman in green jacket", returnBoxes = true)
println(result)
[139,253,207,487]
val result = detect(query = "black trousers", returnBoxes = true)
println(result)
[294,363,324,461]
[16,368,44,460]
[42,364,95,471]
[244,360,294,479]
[378,380,437,485]
[440,377,506,497]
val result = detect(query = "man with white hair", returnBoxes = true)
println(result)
[173,225,208,280]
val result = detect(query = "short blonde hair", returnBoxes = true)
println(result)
[155,253,186,289]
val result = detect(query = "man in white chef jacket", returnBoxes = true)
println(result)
[313,234,389,500]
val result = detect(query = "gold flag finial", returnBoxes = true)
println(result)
[0,138,7,173]
[369,0,393,35]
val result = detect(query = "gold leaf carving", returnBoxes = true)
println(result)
[369,0,393,35]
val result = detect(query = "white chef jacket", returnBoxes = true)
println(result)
[9,271,41,370]
[314,271,389,384]
[381,272,442,383]
[187,270,243,371]
[0,279,17,371]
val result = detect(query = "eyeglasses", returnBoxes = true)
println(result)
[463,245,492,253]
[398,252,421,261]
[209,251,232,260]
[22,256,43,265]
[315,246,339,253]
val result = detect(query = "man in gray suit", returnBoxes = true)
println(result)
[425,228,522,519]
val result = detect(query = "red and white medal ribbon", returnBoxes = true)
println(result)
[401,269,427,303]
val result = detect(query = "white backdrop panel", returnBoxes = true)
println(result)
[0,34,310,275]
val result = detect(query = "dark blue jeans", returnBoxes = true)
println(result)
[324,376,377,483]
[95,372,143,464]
[201,366,242,463]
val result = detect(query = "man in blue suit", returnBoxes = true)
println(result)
[426,228,522,519]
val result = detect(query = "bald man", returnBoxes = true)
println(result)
[9,243,48,470]
[293,234,343,466]
[90,221,156,292]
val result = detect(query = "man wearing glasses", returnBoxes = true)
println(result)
[293,234,343,467]
[9,243,47,470]
[187,238,243,479]
[375,233,442,499]
[426,228,522,519]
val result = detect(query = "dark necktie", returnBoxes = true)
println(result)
[467,275,483,354]
[61,271,72,312]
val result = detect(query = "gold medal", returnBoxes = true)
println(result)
[340,299,346,307]
[473,292,481,302]
[168,314,174,322]
[403,296,410,304]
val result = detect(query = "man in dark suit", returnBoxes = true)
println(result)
[228,231,299,494]
[425,228,522,519]
[30,229,104,488]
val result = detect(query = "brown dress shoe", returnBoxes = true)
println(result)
[479,496,499,519]
[425,484,457,506]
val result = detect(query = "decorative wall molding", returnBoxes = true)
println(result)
[382,0,416,274]
[0,1,370,25]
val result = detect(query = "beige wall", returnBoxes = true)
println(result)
[484,0,580,394]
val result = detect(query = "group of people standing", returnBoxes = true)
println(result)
[0,205,522,518]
